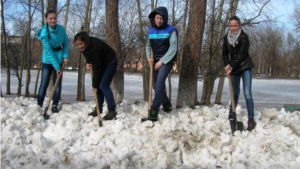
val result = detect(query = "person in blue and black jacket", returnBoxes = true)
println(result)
[145,6,178,121]
[36,10,69,113]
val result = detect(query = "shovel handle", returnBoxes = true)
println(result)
[90,66,102,127]
[148,50,154,111]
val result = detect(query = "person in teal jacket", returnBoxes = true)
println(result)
[36,10,69,113]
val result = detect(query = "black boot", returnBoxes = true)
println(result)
[141,109,158,122]
[88,107,102,117]
[162,104,172,113]
[52,105,59,113]
[103,110,117,120]
[247,118,256,131]
[148,109,158,121]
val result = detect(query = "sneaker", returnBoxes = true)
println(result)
[162,104,172,113]
[247,118,256,131]
[52,106,59,113]
[103,110,117,120]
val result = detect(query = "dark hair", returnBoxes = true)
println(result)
[229,16,241,25]
[45,10,57,18]
[74,31,90,49]
[45,10,57,39]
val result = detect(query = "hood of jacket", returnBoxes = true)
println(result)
[148,6,168,29]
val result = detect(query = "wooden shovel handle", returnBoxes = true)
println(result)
[148,50,154,111]
[90,66,102,125]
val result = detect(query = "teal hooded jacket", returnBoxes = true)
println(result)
[36,24,69,70]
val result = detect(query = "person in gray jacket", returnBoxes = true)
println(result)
[144,6,178,121]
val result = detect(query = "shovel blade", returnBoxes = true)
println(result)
[229,119,237,135]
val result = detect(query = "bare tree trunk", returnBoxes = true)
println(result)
[106,0,124,104]
[63,0,70,28]
[214,77,224,104]
[176,0,207,108]
[17,48,25,96]
[47,0,57,11]
[41,0,45,24]
[177,0,189,72]
[32,63,41,97]
[77,53,86,101]
[1,0,11,95]
[136,0,148,101]
[24,0,32,97]
[150,0,158,10]
[77,0,92,101]
[59,0,70,100]
[33,0,45,97]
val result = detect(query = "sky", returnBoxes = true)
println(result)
[2,0,298,34]
[1,70,300,168]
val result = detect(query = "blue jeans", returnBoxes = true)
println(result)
[151,63,173,111]
[229,69,254,118]
[96,59,118,112]
[37,63,62,107]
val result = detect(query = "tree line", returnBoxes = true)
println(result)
[1,0,300,108]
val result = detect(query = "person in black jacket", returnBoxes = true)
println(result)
[222,16,256,131]
[74,31,117,120]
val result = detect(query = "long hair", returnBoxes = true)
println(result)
[74,31,90,49]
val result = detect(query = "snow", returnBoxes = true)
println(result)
[1,70,300,168]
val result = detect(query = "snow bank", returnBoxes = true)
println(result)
[1,96,300,168]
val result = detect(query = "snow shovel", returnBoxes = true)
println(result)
[43,63,65,120]
[141,50,154,122]
[90,66,103,127]
[228,75,244,135]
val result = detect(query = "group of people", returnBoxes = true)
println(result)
[36,7,256,131]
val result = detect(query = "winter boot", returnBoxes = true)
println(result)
[52,105,59,113]
[148,109,158,121]
[88,107,102,117]
[247,118,256,131]
[103,110,117,120]
[162,104,172,113]
[229,113,237,135]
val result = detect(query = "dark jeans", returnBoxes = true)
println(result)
[229,69,254,118]
[151,63,173,111]
[37,63,62,107]
[96,59,118,112]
